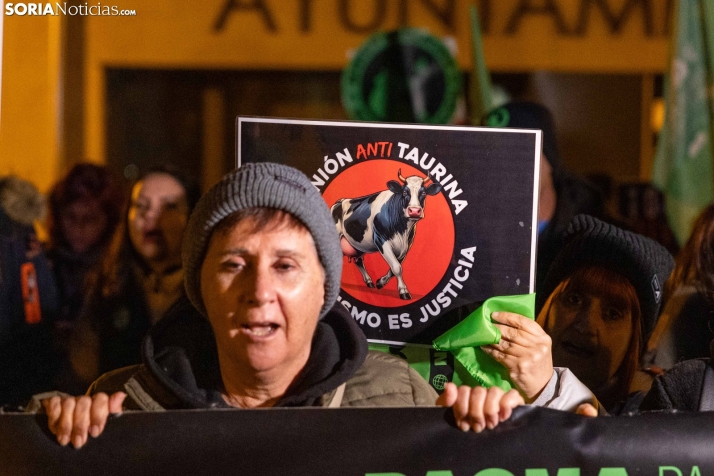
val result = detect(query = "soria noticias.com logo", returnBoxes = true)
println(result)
[5,3,136,16]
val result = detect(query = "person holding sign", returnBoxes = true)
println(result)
[34,163,526,448]
[535,215,674,411]
[455,215,668,415]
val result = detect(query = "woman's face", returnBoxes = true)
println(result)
[200,215,324,380]
[60,198,108,254]
[127,173,188,268]
[545,280,634,392]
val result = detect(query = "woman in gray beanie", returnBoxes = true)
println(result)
[39,163,525,448]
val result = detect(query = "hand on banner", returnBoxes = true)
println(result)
[576,403,598,417]
[436,382,524,432]
[42,392,126,448]
[481,311,554,402]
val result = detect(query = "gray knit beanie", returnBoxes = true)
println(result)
[182,162,343,319]
[538,214,674,341]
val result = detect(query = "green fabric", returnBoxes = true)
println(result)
[369,294,536,392]
[469,4,492,124]
[434,294,536,391]
[653,0,714,245]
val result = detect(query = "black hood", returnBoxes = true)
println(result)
[140,297,368,409]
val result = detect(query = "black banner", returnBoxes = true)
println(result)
[1,407,712,476]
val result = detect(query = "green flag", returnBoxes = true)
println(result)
[433,293,536,391]
[368,293,536,392]
[653,0,714,245]
[469,4,492,124]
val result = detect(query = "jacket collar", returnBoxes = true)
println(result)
[140,298,367,409]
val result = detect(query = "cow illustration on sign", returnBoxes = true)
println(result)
[331,170,442,300]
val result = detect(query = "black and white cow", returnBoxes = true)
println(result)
[331,170,442,300]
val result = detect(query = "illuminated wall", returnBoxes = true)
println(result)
[0,0,671,193]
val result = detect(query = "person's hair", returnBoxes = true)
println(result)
[144,164,201,214]
[47,163,124,251]
[665,202,714,306]
[91,165,198,298]
[213,207,307,237]
[536,266,642,409]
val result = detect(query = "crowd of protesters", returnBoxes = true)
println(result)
[0,164,199,403]
[2,101,714,448]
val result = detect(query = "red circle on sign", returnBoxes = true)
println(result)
[323,159,455,307]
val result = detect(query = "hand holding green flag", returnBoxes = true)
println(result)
[370,294,537,393]
[434,293,536,391]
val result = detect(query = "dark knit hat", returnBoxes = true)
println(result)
[538,215,674,340]
[182,162,343,319]
[483,101,561,170]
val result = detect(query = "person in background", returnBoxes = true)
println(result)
[632,185,679,256]
[46,164,124,388]
[483,102,603,295]
[0,176,60,405]
[535,215,674,412]
[68,165,200,388]
[644,203,714,371]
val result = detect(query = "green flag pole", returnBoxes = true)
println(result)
[469,4,493,125]
[652,0,714,245]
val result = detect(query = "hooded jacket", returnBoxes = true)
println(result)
[86,298,438,409]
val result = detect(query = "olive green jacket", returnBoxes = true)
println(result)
[84,350,438,411]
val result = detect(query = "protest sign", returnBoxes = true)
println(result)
[2,407,712,476]
[238,118,540,346]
